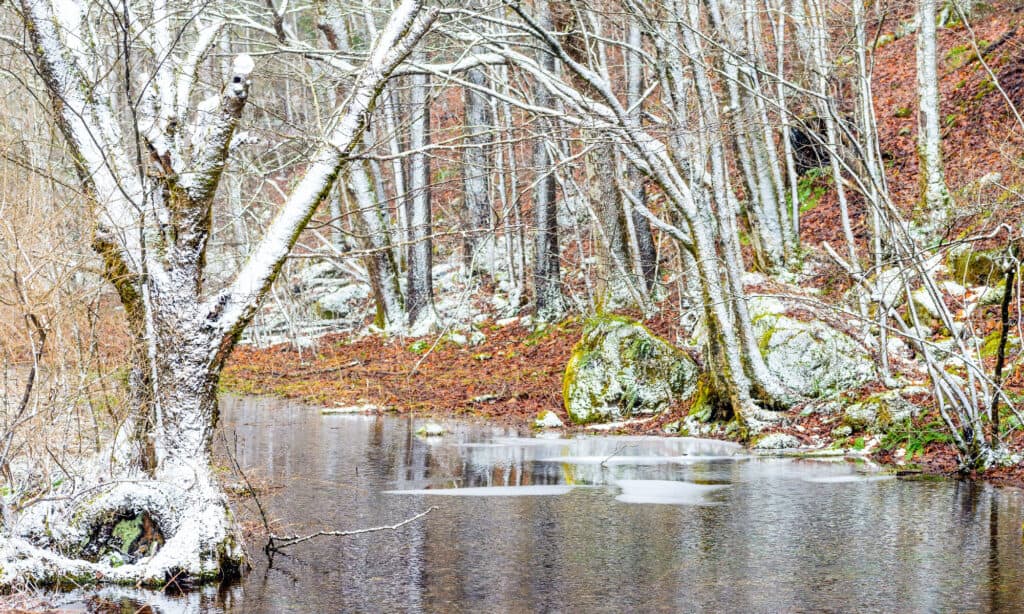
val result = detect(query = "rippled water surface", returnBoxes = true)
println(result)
[51,396,1024,612]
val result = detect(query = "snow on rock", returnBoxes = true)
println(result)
[533,411,564,429]
[746,296,876,398]
[842,390,922,432]
[316,284,370,318]
[752,433,802,450]
[563,314,699,424]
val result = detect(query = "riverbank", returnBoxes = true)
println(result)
[221,320,1024,489]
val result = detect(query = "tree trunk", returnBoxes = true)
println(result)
[346,162,405,330]
[531,0,564,321]
[405,57,438,333]
[625,19,658,291]
[462,61,493,276]
[916,0,952,221]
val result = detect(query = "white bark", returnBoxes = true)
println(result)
[405,52,439,334]
[461,12,494,276]
[916,0,952,220]
[530,0,564,321]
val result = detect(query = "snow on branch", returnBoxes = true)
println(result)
[18,0,144,269]
[181,53,254,202]
[209,0,439,345]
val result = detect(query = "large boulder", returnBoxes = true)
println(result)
[946,244,1006,286]
[748,297,876,397]
[563,315,699,424]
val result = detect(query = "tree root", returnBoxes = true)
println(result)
[1,474,244,590]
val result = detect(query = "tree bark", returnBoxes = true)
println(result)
[531,0,564,321]
[405,55,439,333]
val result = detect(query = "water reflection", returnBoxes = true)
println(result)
[40,396,1024,612]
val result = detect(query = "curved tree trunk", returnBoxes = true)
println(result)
[3,0,436,588]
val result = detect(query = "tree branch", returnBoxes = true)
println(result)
[267,506,437,552]
[209,0,439,353]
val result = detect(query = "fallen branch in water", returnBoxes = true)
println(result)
[266,506,438,552]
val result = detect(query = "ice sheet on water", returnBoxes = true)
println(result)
[613,479,730,505]
[383,485,575,497]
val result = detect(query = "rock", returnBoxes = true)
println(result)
[662,420,682,434]
[495,317,519,327]
[831,425,853,438]
[415,422,446,437]
[940,280,967,297]
[843,390,920,432]
[799,397,845,416]
[747,297,876,397]
[469,331,487,346]
[563,314,699,424]
[447,333,469,346]
[910,288,942,321]
[871,267,909,308]
[315,284,370,319]
[533,411,564,429]
[752,433,802,450]
[978,282,1007,306]
[946,244,1005,286]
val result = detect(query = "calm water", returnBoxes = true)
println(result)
[50,396,1024,612]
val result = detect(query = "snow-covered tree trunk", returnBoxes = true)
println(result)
[625,18,658,292]
[916,0,952,221]
[531,0,564,321]
[405,54,439,334]
[3,0,436,587]
[705,0,790,269]
[462,49,494,277]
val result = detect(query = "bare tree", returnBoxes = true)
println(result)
[2,0,436,585]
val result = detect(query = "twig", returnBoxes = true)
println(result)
[267,506,437,552]
[600,443,638,468]
[218,429,271,545]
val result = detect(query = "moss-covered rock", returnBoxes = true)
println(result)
[563,314,698,424]
[748,297,875,397]
[946,244,1005,286]
[843,390,920,432]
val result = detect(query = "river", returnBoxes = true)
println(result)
[47,395,1024,612]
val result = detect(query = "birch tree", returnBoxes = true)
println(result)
[1,0,436,586]
[916,0,953,221]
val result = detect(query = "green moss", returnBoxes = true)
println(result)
[893,106,912,118]
[946,244,1003,285]
[945,43,980,69]
[880,418,951,459]
[112,516,143,553]
[408,339,430,354]
[563,314,698,423]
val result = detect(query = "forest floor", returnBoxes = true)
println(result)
[223,1,1024,487]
